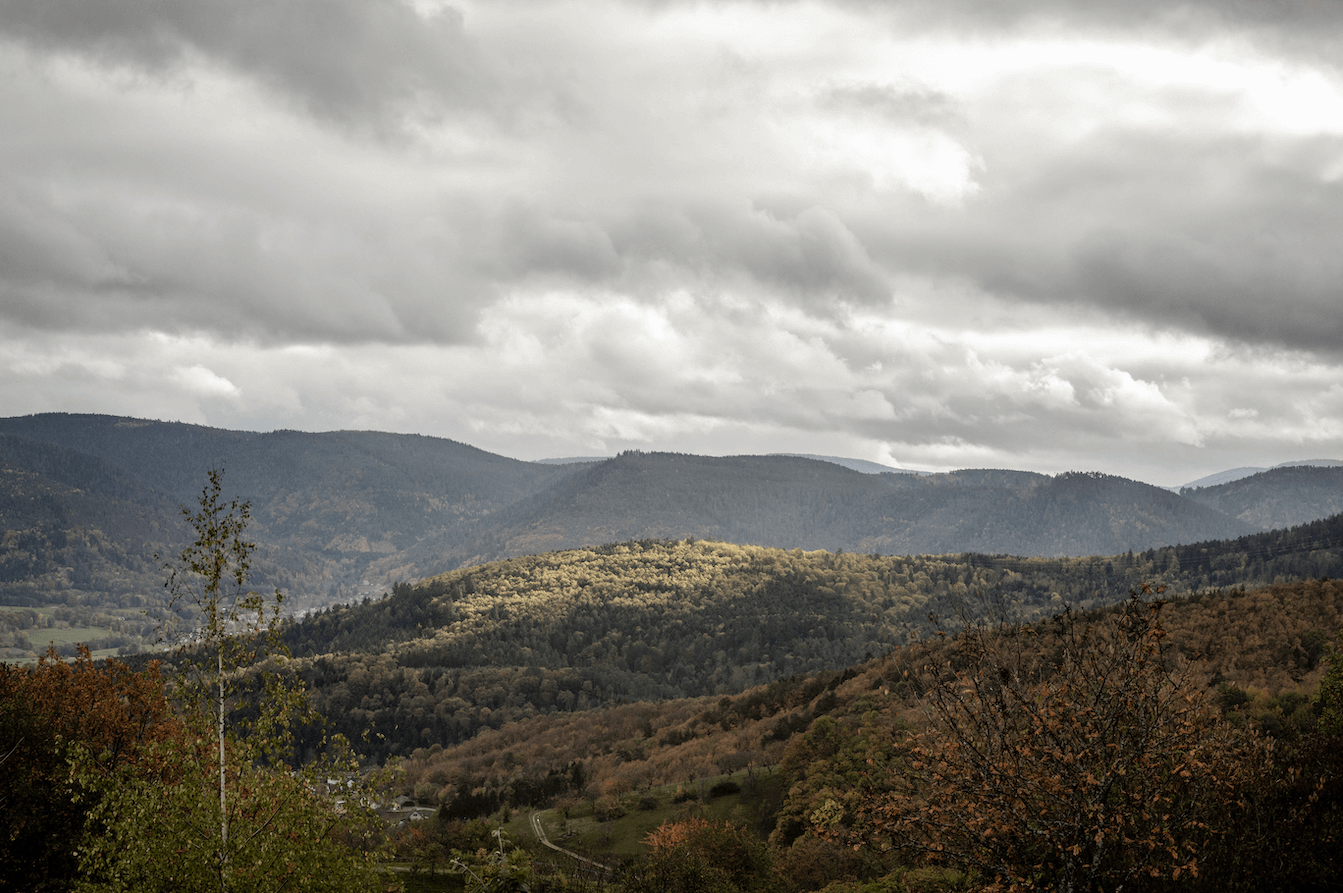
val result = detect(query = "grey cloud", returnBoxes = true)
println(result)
[491,204,623,282]
[611,203,892,308]
[0,186,118,296]
[629,0,1343,69]
[818,83,965,129]
[0,173,890,348]
[828,0,1343,63]
[868,130,1343,354]
[469,199,893,310]
[710,206,892,306]
[0,0,483,126]
[0,182,487,346]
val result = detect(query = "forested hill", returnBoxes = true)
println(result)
[389,452,1258,574]
[0,414,585,611]
[0,434,175,606]
[3,412,1343,638]
[0,413,576,520]
[395,576,1343,833]
[281,517,1343,759]
[1182,464,1343,530]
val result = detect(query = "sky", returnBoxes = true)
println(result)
[1,0,1342,487]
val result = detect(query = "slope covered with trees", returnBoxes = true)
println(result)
[0,434,175,609]
[387,578,1343,893]
[1182,463,1343,530]
[281,516,1343,760]
[386,455,1259,573]
[8,457,1343,892]
[0,414,588,657]
[3,412,1342,663]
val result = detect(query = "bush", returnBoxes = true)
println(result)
[595,797,627,821]
[851,594,1271,893]
[1216,682,1252,712]
[625,819,777,893]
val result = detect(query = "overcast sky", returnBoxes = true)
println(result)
[1,0,1341,486]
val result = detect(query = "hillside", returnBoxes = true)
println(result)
[397,576,1343,793]
[0,414,583,610]
[385,578,1343,885]
[278,516,1343,760]
[3,413,1343,663]
[386,456,1258,573]
[1182,464,1343,529]
[0,434,175,608]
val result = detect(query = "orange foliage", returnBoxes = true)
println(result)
[852,595,1272,893]
[1162,578,1343,693]
[645,817,714,852]
[2,645,182,774]
[1,646,184,890]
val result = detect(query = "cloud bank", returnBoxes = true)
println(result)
[1,0,1341,485]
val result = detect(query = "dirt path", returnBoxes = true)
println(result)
[528,810,613,875]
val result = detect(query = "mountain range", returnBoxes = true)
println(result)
[2,412,1343,614]
[1178,459,1343,490]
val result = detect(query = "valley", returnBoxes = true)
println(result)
[5,413,1343,891]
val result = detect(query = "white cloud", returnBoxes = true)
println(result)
[172,364,240,399]
[0,0,1341,484]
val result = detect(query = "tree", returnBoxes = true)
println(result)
[621,819,778,893]
[849,592,1269,893]
[160,466,289,863]
[73,748,381,893]
[1214,629,1343,892]
[0,647,179,892]
[449,828,534,893]
[1318,629,1343,738]
[72,467,381,893]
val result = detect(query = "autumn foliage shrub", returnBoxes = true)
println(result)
[846,593,1273,893]
[0,647,181,892]
[621,818,778,893]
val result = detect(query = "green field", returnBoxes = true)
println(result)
[1,603,156,664]
[27,626,109,646]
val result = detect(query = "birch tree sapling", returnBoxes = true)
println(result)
[82,467,382,893]
[160,467,289,880]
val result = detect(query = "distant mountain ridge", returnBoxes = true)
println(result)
[770,453,926,475]
[2,413,1343,618]
[1181,464,1343,531]
[1179,459,1343,490]
[536,452,924,475]
[394,455,1256,574]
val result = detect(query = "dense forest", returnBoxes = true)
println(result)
[395,576,1343,806]
[277,514,1343,761]
[385,578,1343,892]
[1182,463,1343,529]
[5,413,1343,665]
